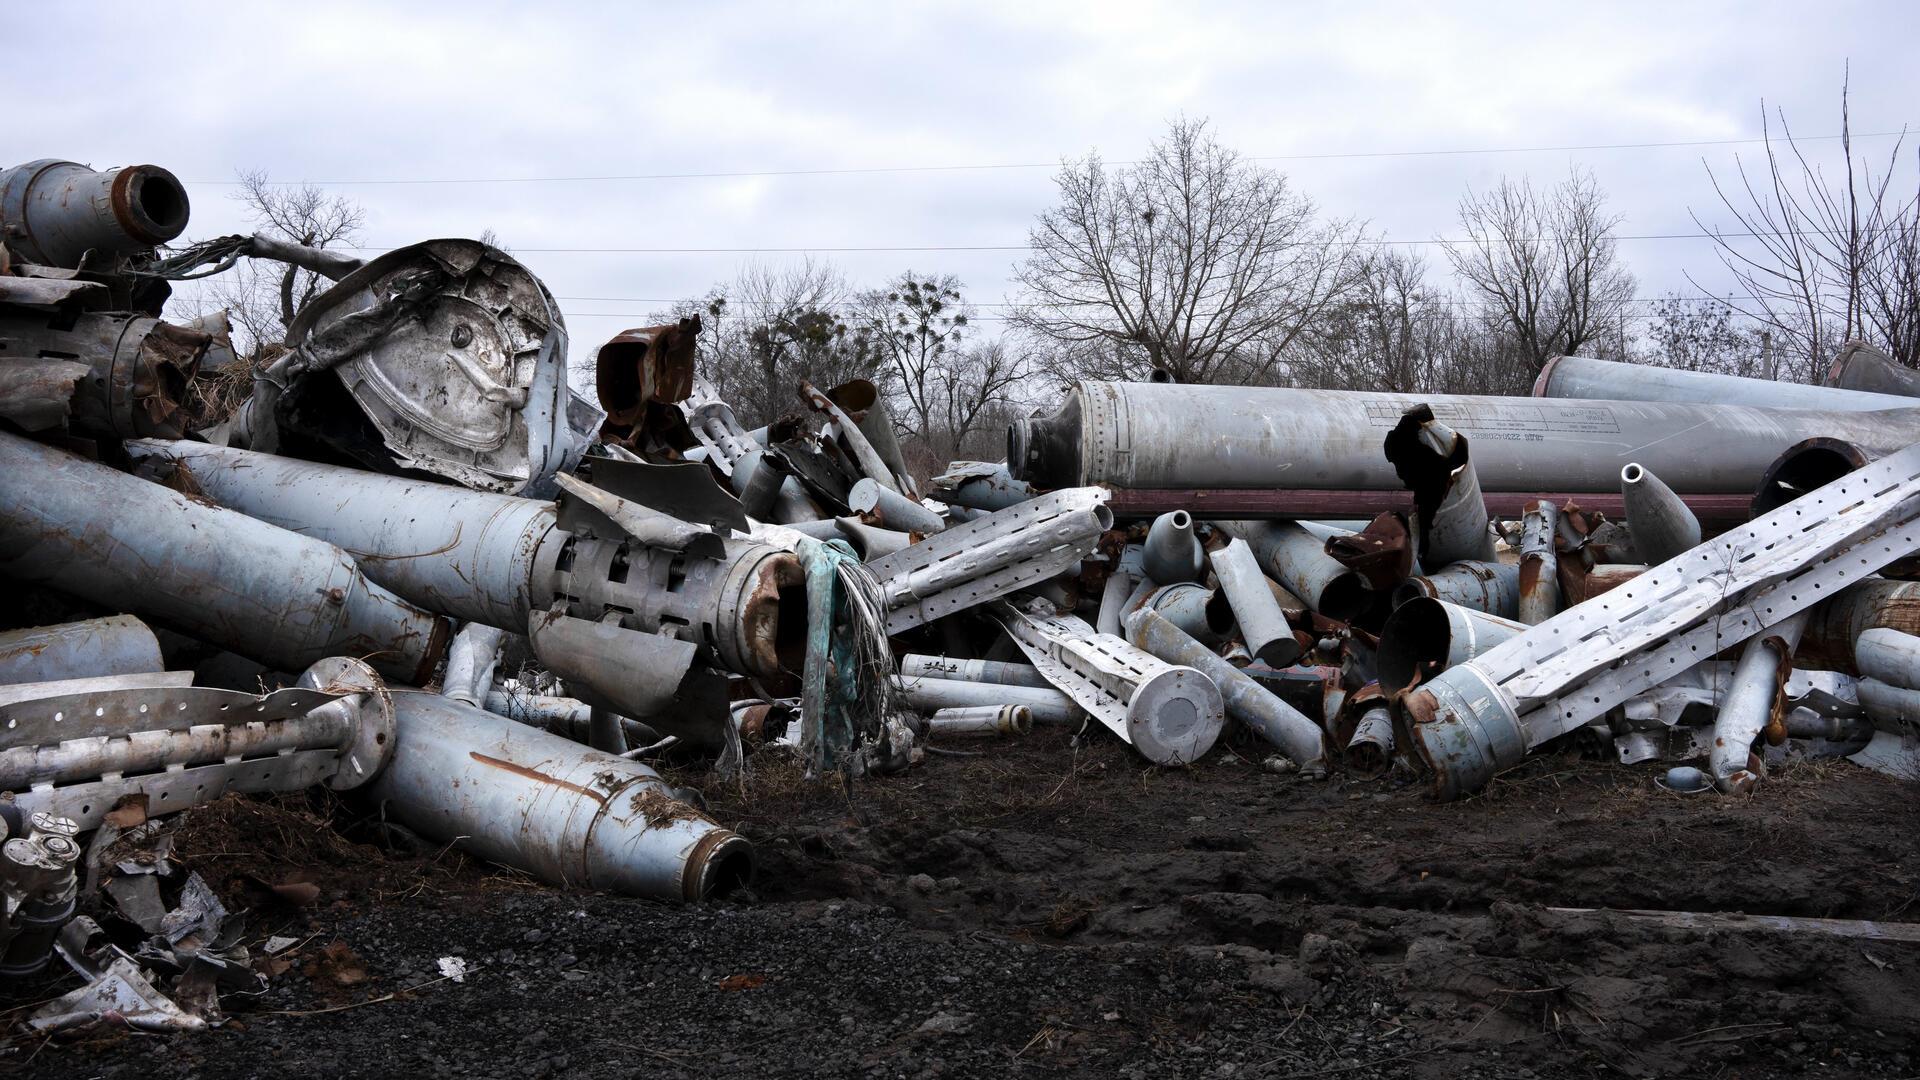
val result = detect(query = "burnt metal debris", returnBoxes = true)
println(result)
[6,157,1920,1028]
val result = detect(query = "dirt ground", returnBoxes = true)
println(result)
[7,727,1919,1079]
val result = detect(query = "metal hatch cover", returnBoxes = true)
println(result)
[285,239,576,495]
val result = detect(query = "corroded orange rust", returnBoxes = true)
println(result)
[468,752,607,805]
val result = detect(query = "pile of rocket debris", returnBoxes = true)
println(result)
[3,157,1920,1029]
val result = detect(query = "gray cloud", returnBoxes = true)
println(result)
[12,0,1916,343]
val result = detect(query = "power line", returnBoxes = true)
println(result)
[344,227,1901,255]
[189,128,1911,186]
[556,293,1766,309]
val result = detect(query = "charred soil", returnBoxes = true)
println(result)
[11,731,1919,1079]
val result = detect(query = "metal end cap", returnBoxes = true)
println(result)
[1126,666,1225,766]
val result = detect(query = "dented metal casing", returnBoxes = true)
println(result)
[1012,380,1920,495]
[1216,519,1371,621]
[0,160,188,268]
[364,691,752,902]
[1,432,446,684]
[282,239,592,497]
[999,603,1223,765]
[0,310,213,439]
[1826,343,1920,398]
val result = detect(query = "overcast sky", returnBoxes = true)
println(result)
[12,1,1917,348]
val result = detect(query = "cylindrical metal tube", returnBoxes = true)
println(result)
[1826,344,1920,398]
[738,450,792,521]
[1534,353,1914,412]
[0,617,163,686]
[1856,677,1920,731]
[484,690,592,732]
[0,159,189,267]
[1012,381,1920,494]
[125,439,553,631]
[1710,611,1811,792]
[848,478,944,535]
[1855,627,1920,690]
[1096,570,1135,637]
[1344,707,1395,780]
[1393,561,1520,618]
[1798,579,1920,673]
[1124,607,1327,774]
[927,705,1032,736]
[898,655,1054,690]
[1620,462,1701,565]
[833,517,913,561]
[1516,501,1560,626]
[365,692,753,902]
[0,433,446,684]
[441,623,505,707]
[1376,598,1528,695]
[1208,539,1298,667]
[1144,583,1232,647]
[1216,520,1372,621]
[890,676,1082,726]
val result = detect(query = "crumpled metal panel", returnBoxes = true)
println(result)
[286,239,582,496]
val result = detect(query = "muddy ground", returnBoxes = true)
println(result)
[6,729,1918,1079]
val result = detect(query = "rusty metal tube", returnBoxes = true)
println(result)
[1344,706,1395,780]
[365,692,752,902]
[1142,583,1231,647]
[898,655,1053,690]
[1376,598,1527,696]
[0,160,189,267]
[1208,539,1296,667]
[0,432,445,684]
[1534,353,1914,412]
[1393,561,1520,618]
[1620,462,1701,565]
[0,617,162,687]
[1124,607,1327,774]
[1798,579,1920,673]
[1710,611,1811,792]
[1012,380,1920,495]
[1826,344,1920,398]
[1517,501,1560,625]
[1216,520,1371,621]
[927,705,1032,737]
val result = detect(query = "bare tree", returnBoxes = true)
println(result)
[198,170,365,359]
[1641,294,1767,377]
[1691,75,1920,379]
[1442,167,1635,388]
[854,273,1033,468]
[660,259,883,428]
[1294,248,1451,392]
[1012,117,1363,384]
